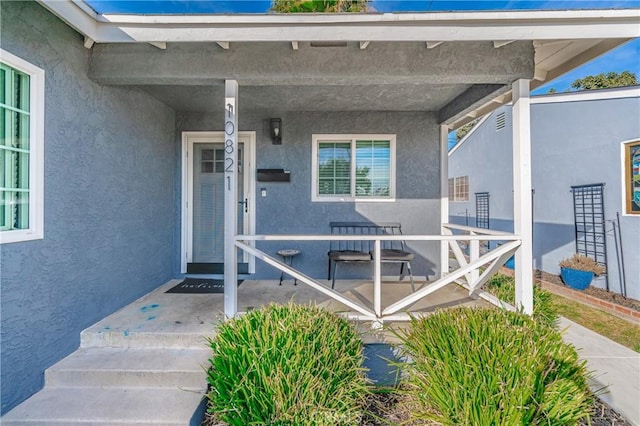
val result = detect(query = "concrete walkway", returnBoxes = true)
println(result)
[559,317,640,425]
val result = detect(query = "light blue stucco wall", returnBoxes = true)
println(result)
[175,111,443,281]
[0,1,176,413]
[448,90,640,299]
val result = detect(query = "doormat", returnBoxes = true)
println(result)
[165,278,244,294]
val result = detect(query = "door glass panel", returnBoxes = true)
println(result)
[192,143,244,263]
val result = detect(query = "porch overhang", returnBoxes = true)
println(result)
[35,1,640,128]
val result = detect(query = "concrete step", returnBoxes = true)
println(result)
[0,386,206,425]
[80,329,214,349]
[45,347,211,389]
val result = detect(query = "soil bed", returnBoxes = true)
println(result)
[203,392,634,425]
[536,270,640,312]
[360,391,632,426]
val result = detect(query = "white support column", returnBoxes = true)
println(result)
[440,124,450,278]
[512,79,534,315]
[224,80,239,318]
[470,232,480,285]
[373,239,382,318]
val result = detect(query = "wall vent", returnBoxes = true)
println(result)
[496,112,506,131]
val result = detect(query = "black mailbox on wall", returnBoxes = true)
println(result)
[257,169,291,182]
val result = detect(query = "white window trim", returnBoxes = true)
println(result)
[620,138,640,217]
[311,134,396,202]
[0,49,45,244]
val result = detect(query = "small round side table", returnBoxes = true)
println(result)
[277,249,301,286]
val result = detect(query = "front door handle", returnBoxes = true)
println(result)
[239,198,248,213]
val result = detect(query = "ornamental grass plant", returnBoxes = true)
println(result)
[205,302,369,425]
[559,254,606,275]
[485,273,559,327]
[395,308,593,426]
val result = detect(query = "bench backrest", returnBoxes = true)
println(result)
[329,222,407,253]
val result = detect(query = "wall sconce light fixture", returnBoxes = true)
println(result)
[270,118,282,145]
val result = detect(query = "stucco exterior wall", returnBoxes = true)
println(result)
[0,1,176,413]
[176,111,443,281]
[448,91,640,299]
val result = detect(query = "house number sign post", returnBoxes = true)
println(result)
[224,80,238,318]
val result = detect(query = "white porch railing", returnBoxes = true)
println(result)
[235,224,521,324]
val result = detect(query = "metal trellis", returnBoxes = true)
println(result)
[475,192,490,229]
[570,183,609,291]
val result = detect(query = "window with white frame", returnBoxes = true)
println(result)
[0,50,44,244]
[623,139,640,215]
[312,134,395,201]
[449,176,469,201]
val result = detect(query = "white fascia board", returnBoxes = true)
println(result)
[36,2,640,43]
[110,23,639,43]
[39,0,100,40]
[448,37,632,130]
[531,85,640,104]
[448,113,492,157]
[97,9,640,24]
[531,38,634,91]
[39,0,141,42]
[450,86,640,132]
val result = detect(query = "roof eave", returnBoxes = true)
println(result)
[37,1,640,43]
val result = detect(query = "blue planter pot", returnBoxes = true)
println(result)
[560,267,594,290]
[504,256,515,269]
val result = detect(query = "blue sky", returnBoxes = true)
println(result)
[86,0,640,14]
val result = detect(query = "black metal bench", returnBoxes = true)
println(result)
[327,222,415,291]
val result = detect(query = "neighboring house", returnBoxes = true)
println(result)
[1,0,638,414]
[448,86,640,299]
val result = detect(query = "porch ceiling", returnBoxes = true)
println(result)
[90,40,529,117]
[139,83,471,113]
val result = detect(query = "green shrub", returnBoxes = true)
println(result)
[396,308,593,426]
[206,303,369,425]
[485,273,558,327]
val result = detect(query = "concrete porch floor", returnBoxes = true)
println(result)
[85,277,490,346]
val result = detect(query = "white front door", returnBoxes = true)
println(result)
[182,132,255,274]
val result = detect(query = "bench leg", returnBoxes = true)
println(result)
[406,262,415,292]
[331,262,339,290]
[327,259,332,281]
